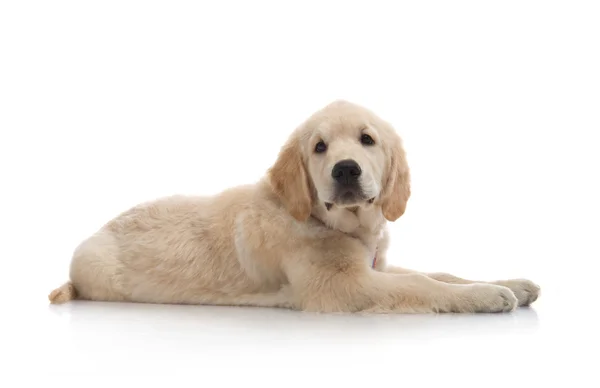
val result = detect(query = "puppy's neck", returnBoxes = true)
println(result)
[312,202,385,237]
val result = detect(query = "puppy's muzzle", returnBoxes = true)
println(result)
[328,159,370,207]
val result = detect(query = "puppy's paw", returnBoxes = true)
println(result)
[494,279,540,306]
[455,284,518,313]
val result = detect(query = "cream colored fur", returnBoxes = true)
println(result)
[49,100,540,313]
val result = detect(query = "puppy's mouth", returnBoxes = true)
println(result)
[325,196,375,211]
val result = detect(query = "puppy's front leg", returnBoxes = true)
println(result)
[288,267,517,314]
[369,272,519,313]
[382,266,540,307]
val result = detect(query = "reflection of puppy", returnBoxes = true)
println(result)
[49,100,539,313]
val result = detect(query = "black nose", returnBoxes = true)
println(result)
[332,159,362,184]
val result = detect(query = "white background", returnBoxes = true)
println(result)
[1,1,599,387]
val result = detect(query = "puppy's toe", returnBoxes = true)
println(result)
[495,279,541,307]
[456,284,518,313]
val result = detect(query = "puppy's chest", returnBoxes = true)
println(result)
[366,245,378,269]
[352,228,383,270]
[323,207,384,268]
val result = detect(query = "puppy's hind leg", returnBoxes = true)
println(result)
[49,230,127,303]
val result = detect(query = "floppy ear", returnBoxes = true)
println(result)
[380,143,411,222]
[268,137,313,222]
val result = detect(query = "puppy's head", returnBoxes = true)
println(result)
[268,100,410,223]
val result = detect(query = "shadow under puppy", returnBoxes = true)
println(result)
[49,100,540,313]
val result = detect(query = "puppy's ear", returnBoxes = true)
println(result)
[381,142,411,222]
[268,137,313,221]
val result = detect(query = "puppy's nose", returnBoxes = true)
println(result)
[332,159,362,184]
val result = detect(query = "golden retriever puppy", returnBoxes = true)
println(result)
[49,100,540,313]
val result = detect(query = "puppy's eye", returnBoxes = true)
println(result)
[360,134,375,145]
[314,141,327,153]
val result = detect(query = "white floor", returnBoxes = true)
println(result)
[4,278,597,387]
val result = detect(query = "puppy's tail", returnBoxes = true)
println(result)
[48,282,77,304]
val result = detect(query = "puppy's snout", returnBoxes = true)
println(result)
[332,159,362,184]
